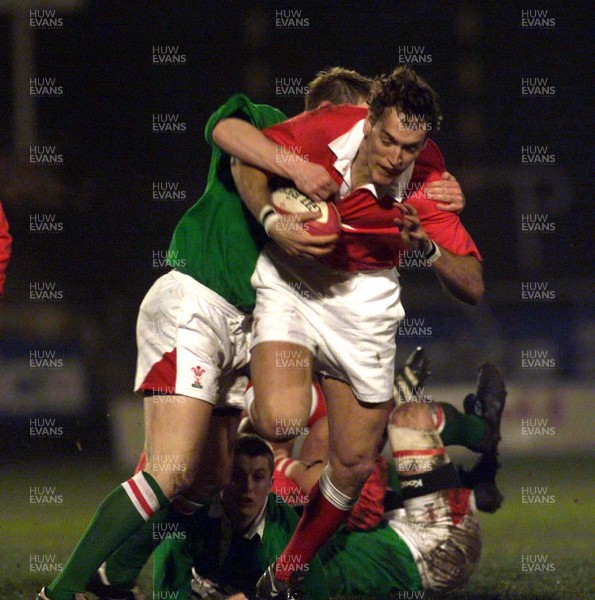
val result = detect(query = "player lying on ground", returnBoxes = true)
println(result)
[88,347,505,599]
[150,360,506,598]
[270,347,506,516]
[37,68,465,600]
[227,67,484,598]
[319,386,486,596]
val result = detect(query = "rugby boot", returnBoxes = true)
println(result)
[463,363,507,454]
[394,346,431,403]
[255,563,306,600]
[458,452,504,513]
[190,568,241,599]
[86,564,139,600]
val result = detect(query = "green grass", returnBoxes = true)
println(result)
[1,456,593,599]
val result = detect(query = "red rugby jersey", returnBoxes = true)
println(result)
[262,105,481,272]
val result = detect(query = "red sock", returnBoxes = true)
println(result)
[275,481,350,582]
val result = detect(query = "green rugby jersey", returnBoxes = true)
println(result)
[167,94,287,313]
[320,521,421,596]
[153,494,329,599]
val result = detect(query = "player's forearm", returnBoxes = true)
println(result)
[212,118,302,179]
[230,157,272,221]
[430,249,484,305]
[231,157,337,257]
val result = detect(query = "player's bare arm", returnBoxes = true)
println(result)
[230,157,338,257]
[430,250,484,305]
[395,202,484,305]
[213,118,339,201]
[426,171,466,212]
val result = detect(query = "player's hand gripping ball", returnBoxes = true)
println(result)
[271,186,341,236]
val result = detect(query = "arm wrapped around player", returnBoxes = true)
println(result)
[394,202,484,304]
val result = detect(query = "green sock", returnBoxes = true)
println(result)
[153,525,197,596]
[46,472,167,600]
[438,402,486,449]
[105,504,195,588]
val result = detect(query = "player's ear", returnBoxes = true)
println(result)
[363,117,372,137]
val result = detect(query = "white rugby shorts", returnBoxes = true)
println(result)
[250,244,405,403]
[386,488,482,591]
[135,270,250,409]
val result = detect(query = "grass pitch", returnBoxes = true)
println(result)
[1,456,592,599]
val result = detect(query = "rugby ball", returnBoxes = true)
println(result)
[271,187,341,236]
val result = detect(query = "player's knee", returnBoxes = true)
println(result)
[251,399,310,443]
[145,459,198,499]
[390,401,434,430]
[330,450,376,487]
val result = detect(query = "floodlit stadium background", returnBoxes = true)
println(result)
[0,2,593,597]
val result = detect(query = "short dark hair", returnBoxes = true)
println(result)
[368,67,442,133]
[234,434,274,474]
[305,67,373,111]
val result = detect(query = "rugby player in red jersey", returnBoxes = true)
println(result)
[38,67,470,600]
[225,67,484,597]
[39,67,467,600]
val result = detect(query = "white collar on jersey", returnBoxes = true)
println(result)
[209,492,267,542]
[328,118,414,202]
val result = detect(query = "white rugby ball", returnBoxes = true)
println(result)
[271,187,341,236]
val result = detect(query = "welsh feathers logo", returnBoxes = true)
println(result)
[191,365,206,389]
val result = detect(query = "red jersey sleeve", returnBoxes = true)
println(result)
[0,202,12,296]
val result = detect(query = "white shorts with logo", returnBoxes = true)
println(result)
[135,270,250,410]
[250,244,405,403]
[387,488,482,591]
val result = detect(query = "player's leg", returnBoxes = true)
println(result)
[387,401,481,592]
[273,415,328,506]
[43,396,211,600]
[92,360,247,594]
[249,341,313,441]
[273,381,329,500]
[247,246,321,444]
[92,410,241,593]
[457,363,507,512]
[395,350,506,513]
[42,273,241,599]
[396,347,506,454]
[460,363,507,454]
[262,377,390,590]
